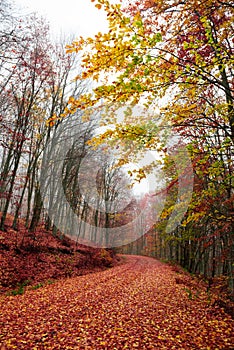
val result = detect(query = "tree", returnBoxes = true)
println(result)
[0,2,87,235]
[57,123,136,247]
[0,12,59,229]
[65,0,233,290]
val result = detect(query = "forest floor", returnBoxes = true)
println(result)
[0,215,119,295]
[0,253,234,349]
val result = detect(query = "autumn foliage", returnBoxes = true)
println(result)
[65,0,234,292]
[0,1,234,348]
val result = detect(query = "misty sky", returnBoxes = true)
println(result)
[14,0,108,37]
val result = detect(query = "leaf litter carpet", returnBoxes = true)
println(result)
[0,255,233,349]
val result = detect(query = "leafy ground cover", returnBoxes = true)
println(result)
[0,216,117,295]
[0,255,233,349]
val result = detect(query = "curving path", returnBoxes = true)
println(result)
[0,255,233,349]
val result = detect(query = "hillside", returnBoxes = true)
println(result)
[0,215,119,295]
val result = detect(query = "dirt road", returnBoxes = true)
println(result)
[0,255,233,349]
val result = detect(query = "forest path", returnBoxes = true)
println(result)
[0,255,233,349]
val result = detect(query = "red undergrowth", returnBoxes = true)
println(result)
[0,216,117,295]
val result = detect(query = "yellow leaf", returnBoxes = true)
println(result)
[187,104,197,110]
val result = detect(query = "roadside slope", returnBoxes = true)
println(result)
[0,217,116,294]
